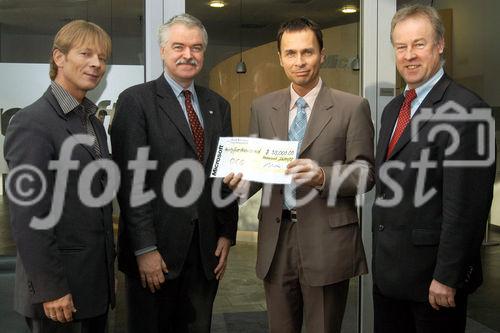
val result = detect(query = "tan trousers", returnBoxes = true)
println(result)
[264,216,349,333]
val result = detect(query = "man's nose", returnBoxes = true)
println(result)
[404,47,416,61]
[295,54,306,66]
[182,47,193,59]
[89,54,102,67]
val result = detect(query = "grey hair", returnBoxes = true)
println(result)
[390,4,445,45]
[158,13,208,49]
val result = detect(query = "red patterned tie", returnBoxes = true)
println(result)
[183,90,204,162]
[386,88,417,159]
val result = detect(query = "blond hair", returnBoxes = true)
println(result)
[50,20,112,80]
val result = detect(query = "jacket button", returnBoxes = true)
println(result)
[275,217,281,223]
[378,224,385,231]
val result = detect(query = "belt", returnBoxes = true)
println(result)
[282,209,298,222]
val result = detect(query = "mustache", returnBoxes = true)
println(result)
[176,58,198,66]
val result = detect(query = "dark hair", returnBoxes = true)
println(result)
[276,17,323,52]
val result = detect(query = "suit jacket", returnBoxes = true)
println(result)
[372,74,496,301]
[250,83,375,286]
[111,75,238,280]
[4,88,115,319]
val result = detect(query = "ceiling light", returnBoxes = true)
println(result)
[341,5,358,14]
[209,1,226,8]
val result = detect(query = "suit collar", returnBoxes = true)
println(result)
[43,88,108,160]
[155,75,214,165]
[270,88,290,141]
[383,73,452,161]
[300,83,334,155]
[270,83,334,156]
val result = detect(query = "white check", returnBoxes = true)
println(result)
[210,137,299,184]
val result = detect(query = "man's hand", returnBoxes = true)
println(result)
[43,293,76,323]
[214,237,231,280]
[286,159,324,187]
[223,172,250,197]
[136,250,168,293]
[428,279,456,310]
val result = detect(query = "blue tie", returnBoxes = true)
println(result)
[284,97,308,210]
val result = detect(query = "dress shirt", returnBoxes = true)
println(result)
[390,67,444,138]
[288,78,325,190]
[50,81,101,157]
[288,77,322,130]
[163,71,204,128]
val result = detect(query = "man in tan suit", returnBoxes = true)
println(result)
[225,17,374,332]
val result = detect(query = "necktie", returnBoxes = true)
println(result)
[386,88,417,159]
[74,106,102,158]
[284,97,308,210]
[183,90,204,162]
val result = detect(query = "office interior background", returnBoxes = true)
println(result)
[0,0,498,332]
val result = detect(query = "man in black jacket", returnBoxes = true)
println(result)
[111,13,238,333]
[4,20,114,333]
[372,4,496,333]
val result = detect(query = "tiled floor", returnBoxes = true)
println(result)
[1,195,499,332]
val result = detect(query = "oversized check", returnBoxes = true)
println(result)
[210,137,299,184]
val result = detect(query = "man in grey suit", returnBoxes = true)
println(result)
[225,17,374,333]
[111,14,238,332]
[4,20,115,333]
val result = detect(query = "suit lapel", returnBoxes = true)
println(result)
[299,84,333,156]
[386,74,451,160]
[376,94,404,166]
[155,76,198,156]
[270,89,290,141]
[45,90,98,160]
[90,116,110,158]
[195,85,215,165]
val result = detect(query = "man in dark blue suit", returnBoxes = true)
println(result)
[372,4,496,333]
[4,20,115,333]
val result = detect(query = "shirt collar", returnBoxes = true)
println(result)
[50,81,97,115]
[163,71,196,98]
[289,77,322,110]
[405,67,444,99]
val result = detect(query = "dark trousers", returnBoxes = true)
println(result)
[373,285,468,333]
[25,313,107,333]
[125,225,219,333]
[264,215,350,333]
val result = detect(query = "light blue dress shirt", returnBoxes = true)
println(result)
[163,72,204,128]
[407,67,444,117]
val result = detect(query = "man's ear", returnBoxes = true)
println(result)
[278,51,284,67]
[53,49,65,68]
[437,38,445,55]
[320,48,326,64]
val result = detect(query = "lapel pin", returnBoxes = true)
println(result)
[209,110,214,114]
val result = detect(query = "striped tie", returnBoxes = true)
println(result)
[284,97,308,210]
